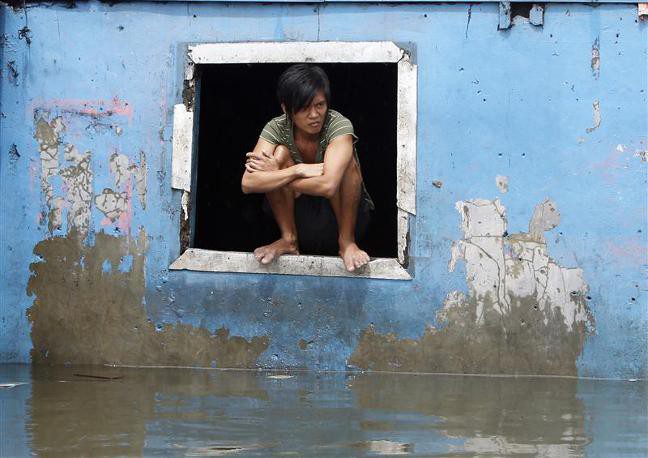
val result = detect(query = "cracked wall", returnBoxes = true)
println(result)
[349,199,594,376]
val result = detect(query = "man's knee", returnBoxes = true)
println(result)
[274,145,294,169]
[343,158,363,188]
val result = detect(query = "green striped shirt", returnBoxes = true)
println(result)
[260,110,357,164]
[259,109,374,209]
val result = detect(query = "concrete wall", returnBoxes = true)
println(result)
[0,1,646,378]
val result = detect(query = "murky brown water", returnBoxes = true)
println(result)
[0,365,646,457]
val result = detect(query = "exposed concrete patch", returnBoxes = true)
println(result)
[586,100,601,133]
[349,199,593,376]
[495,175,509,193]
[27,230,269,367]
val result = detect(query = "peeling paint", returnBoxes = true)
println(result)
[350,199,593,375]
[586,100,601,133]
[95,188,128,221]
[18,26,32,46]
[495,175,509,193]
[591,38,600,79]
[6,60,19,86]
[8,143,20,172]
[529,199,560,238]
[96,151,146,224]
[529,4,544,26]
[34,115,93,236]
[27,230,269,366]
[60,144,93,235]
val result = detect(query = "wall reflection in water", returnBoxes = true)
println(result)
[3,366,643,456]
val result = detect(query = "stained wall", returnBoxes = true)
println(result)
[0,1,646,378]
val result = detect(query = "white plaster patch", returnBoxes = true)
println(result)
[457,199,507,238]
[446,199,591,330]
[49,197,65,231]
[189,42,404,65]
[110,153,131,188]
[586,100,601,133]
[181,190,190,222]
[396,56,417,215]
[529,199,560,239]
[95,189,128,221]
[170,249,411,280]
[35,116,65,205]
[172,104,194,191]
[453,436,575,457]
[359,440,411,455]
[132,151,147,209]
[397,208,409,264]
[591,38,600,79]
[496,175,509,193]
[35,116,94,236]
[60,144,93,234]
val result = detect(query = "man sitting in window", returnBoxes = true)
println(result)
[241,64,373,272]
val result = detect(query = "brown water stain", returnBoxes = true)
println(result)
[27,230,268,367]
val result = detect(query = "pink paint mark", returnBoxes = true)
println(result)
[30,96,133,121]
[100,217,112,226]
[591,146,633,185]
[606,240,648,266]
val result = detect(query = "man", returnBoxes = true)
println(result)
[241,64,373,272]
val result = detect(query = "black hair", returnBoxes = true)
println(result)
[276,64,331,117]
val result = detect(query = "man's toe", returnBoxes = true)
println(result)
[261,253,275,265]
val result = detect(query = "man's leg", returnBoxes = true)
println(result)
[328,158,370,272]
[253,146,299,264]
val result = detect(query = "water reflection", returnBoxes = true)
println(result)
[0,365,644,456]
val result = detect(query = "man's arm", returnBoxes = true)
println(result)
[241,138,322,194]
[288,134,354,198]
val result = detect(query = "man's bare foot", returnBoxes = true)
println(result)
[339,241,370,272]
[254,238,299,265]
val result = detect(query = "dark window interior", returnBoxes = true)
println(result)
[193,63,397,258]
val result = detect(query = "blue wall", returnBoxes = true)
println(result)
[0,1,646,378]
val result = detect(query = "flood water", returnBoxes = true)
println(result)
[1,365,646,457]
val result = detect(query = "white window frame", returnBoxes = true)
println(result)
[170,41,416,280]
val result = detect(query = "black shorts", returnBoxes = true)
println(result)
[264,195,372,256]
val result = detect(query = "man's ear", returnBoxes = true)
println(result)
[280,103,286,114]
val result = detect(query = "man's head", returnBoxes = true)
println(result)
[277,64,330,135]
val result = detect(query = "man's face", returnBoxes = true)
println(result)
[291,91,328,136]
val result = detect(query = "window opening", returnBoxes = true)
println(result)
[192,63,398,258]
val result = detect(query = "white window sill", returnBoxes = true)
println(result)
[170,249,412,280]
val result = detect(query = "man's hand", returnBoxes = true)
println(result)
[245,150,279,173]
[294,163,324,178]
